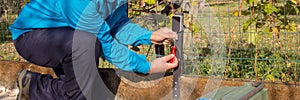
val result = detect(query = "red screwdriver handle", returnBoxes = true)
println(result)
[170,46,176,63]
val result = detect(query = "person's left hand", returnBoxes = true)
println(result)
[151,27,176,45]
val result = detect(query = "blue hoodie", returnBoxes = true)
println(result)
[9,0,152,74]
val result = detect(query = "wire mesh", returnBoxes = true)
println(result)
[129,0,299,84]
[186,0,300,83]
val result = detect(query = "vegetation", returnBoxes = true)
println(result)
[240,0,299,82]
[128,0,299,83]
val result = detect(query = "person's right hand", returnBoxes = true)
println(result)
[148,54,178,74]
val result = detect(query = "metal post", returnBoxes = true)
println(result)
[172,14,184,100]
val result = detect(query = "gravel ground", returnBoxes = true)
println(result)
[0,86,18,100]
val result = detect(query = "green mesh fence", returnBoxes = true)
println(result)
[182,0,299,83]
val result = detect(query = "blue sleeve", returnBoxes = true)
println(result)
[105,4,153,46]
[98,22,151,74]
[115,22,153,46]
[59,0,151,74]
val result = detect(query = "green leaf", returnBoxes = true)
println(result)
[243,17,257,32]
[293,5,299,14]
[145,0,156,5]
[290,0,298,4]
[246,0,256,4]
[264,3,279,15]
[248,33,257,45]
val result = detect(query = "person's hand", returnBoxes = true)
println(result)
[148,54,178,74]
[151,27,176,45]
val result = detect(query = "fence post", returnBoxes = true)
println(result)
[172,14,184,100]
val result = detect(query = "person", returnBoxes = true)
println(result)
[10,0,178,100]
